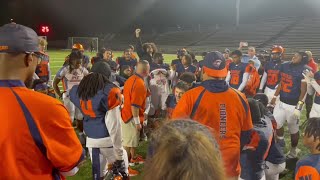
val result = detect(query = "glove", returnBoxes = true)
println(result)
[112,160,126,174]
[293,108,301,119]
[293,101,304,119]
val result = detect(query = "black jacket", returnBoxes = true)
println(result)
[136,37,153,63]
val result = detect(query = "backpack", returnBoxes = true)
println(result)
[245,64,260,96]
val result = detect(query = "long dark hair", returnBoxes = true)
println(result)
[303,117,320,151]
[77,61,112,100]
[77,73,111,100]
[68,51,83,73]
[142,42,158,55]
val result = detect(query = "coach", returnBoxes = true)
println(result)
[0,23,84,179]
[172,51,253,180]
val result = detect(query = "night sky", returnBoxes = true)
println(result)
[1,0,319,39]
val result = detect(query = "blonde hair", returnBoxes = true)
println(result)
[38,37,48,46]
[305,51,312,60]
[144,120,225,180]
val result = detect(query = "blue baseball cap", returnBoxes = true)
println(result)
[0,23,40,53]
[202,51,227,78]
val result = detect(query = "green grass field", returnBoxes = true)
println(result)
[47,50,309,180]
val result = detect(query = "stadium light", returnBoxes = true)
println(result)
[236,0,240,26]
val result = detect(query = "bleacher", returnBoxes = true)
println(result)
[105,16,320,60]
[155,31,213,46]
[263,17,320,58]
[195,17,297,50]
[148,17,302,53]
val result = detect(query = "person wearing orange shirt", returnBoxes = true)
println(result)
[121,60,150,176]
[295,117,320,180]
[172,51,253,180]
[0,23,84,179]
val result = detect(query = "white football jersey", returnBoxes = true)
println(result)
[57,66,89,92]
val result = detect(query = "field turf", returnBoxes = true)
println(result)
[47,50,309,180]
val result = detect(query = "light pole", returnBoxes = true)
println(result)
[236,0,240,26]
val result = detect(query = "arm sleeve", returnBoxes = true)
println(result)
[238,72,249,91]
[310,79,320,94]
[225,71,231,84]
[171,92,192,120]
[136,37,144,59]
[307,82,315,95]
[259,71,268,90]
[40,103,85,173]
[144,96,151,114]
[47,63,52,82]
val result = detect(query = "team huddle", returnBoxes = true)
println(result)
[1,23,320,180]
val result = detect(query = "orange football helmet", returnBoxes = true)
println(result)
[271,45,285,60]
[72,43,84,51]
[271,45,285,54]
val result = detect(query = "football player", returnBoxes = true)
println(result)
[295,117,320,180]
[64,43,90,69]
[270,52,310,158]
[171,48,188,66]
[53,51,89,145]
[240,98,274,180]
[69,61,129,180]
[116,49,138,72]
[254,94,286,180]
[226,50,251,92]
[258,45,284,101]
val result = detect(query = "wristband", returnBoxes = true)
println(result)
[295,101,304,111]
[133,117,140,125]
[273,95,278,99]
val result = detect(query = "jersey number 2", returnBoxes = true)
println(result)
[80,100,96,118]
[280,78,293,93]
